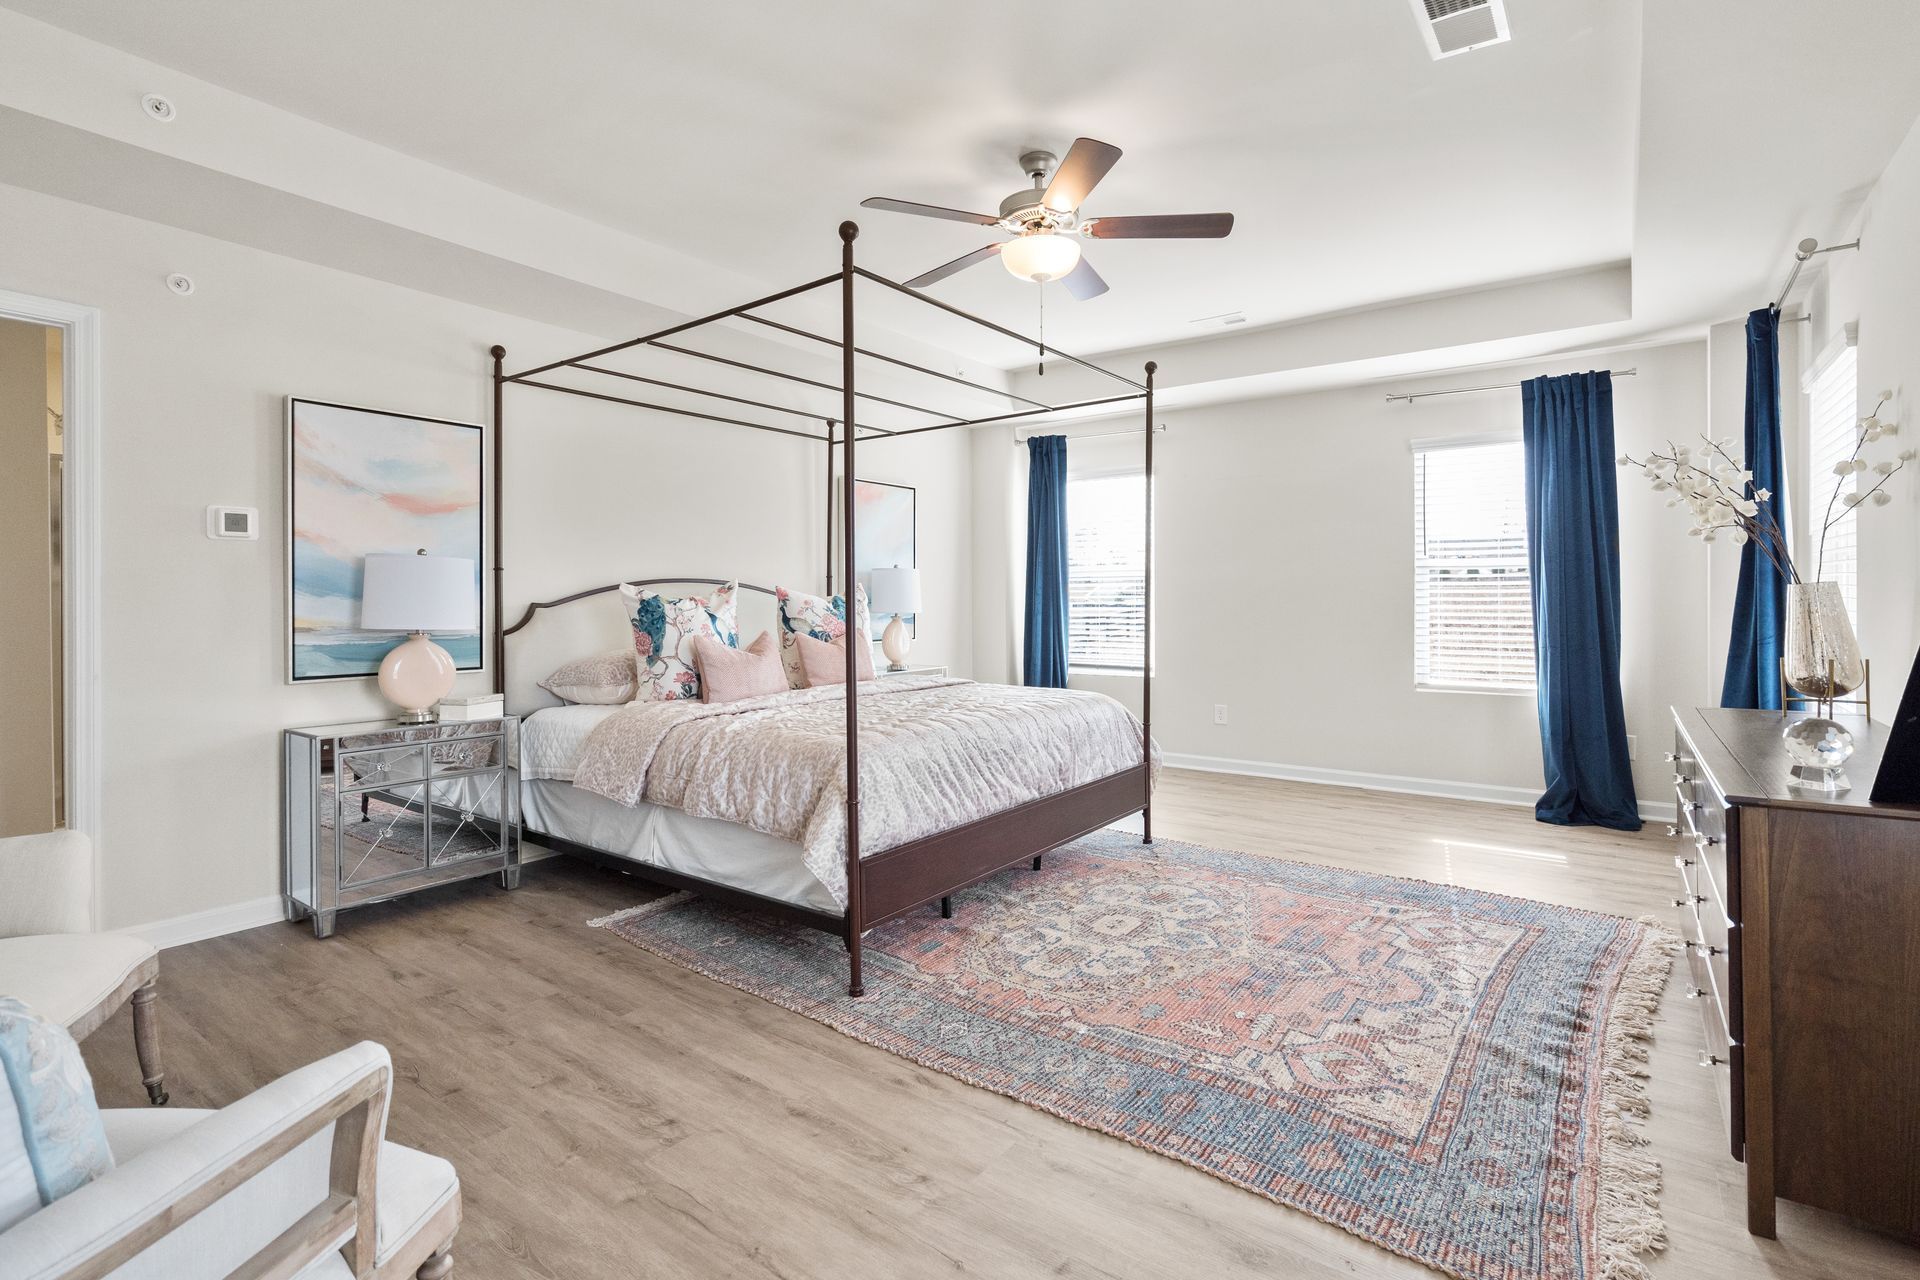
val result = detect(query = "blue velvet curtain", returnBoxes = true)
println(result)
[1522,372,1641,831]
[1023,435,1069,688]
[1720,307,1788,709]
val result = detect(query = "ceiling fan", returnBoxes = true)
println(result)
[860,137,1234,301]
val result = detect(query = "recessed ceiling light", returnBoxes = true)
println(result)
[141,93,177,123]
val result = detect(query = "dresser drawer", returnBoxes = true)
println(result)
[1683,934,1740,1156]
[1683,920,1732,1018]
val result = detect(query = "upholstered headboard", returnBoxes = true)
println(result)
[500,577,784,711]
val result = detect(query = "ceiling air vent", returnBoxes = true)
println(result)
[1409,0,1510,60]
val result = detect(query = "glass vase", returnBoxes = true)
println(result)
[1782,581,1864,701]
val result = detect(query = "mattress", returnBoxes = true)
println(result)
[522,778,837,914]
[438,705,835,914]
[514,703,621,780]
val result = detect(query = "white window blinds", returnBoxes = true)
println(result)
[1067,472,1147,671]
[1806,343,1860,626]
[1413,438,1537,691]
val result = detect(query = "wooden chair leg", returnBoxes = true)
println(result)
[1031,855,1043,871]
[131,979,169,1106]
[415,1246,454,1279]
[939,896,952,919]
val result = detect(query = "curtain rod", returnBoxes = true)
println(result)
[1016,423,1166,442]
[1386,368,1636,404]
[1770,236,1861,313]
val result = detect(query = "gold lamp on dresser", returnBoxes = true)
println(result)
[1668,704,1920,1244]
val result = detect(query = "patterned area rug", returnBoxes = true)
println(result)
[592,831,1676,1280]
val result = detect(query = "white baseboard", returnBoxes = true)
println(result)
[1163,752,1678,826]
[118,895,287,951]
[107,769,1675,952]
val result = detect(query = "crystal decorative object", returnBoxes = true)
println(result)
[1782,581,1864,700]
[1782,716,1854,793]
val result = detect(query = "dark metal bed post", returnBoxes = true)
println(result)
[840,221,865,998]
[824,421,835,594]
[491,345,507,698]
[1142,361,1155,846]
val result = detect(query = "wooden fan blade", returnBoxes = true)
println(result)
[1088,212,1235,239]
[904,242,1003,288]
[1061,256,1109,301]
[1042,137,1123,213]
[860,197,1001,226]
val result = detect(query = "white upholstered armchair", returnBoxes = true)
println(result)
[0,830,166,1105]
[0,1041,462,1279]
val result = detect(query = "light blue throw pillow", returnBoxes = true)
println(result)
[0,997,114,1207]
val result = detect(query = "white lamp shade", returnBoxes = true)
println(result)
[1001,233,1082,283]
[868,565,922,616]
[360,552,477,632]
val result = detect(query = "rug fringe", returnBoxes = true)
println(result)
[587,890,696,929]
[1591,916,1681,1280]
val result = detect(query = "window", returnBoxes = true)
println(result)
[1067,472,1146,670]
[1806,342,1859,626]
[1413,438,1536,691]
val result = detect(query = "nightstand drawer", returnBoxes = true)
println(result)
[338,735,504,792]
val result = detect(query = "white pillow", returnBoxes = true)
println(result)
[537,649,638,705]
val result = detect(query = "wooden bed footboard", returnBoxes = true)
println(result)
[858,764,1151,928]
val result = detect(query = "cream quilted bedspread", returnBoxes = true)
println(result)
[567,677,1154,908]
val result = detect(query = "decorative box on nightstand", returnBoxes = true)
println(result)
[880,664,948,678]
[282,716,521,938]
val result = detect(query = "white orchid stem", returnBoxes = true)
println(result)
[1816,393,1892,581]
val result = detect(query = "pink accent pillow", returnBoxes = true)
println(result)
[692,631,786,704]
[794,630,875,687]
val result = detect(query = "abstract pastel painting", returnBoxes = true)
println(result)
[287,398,483,681]
[853,479,915,636]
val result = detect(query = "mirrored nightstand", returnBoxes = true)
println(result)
[283,716,520,937]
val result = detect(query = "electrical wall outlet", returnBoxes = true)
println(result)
[1214,704,1228,725]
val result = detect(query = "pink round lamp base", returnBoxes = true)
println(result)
[378,632,457,722]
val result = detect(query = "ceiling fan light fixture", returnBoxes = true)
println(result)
[1001,232,1082,283]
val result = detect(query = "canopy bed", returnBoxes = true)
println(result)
[489,223,1156,997]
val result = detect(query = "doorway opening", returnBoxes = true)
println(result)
[0,318,64,836]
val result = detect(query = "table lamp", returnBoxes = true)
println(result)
[868,565,922,671]
[360,550,477,722]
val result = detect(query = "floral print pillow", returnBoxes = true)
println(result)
[618,581,739,702]
[775,584,870,689]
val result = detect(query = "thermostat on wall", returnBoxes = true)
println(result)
[207,505,259,540]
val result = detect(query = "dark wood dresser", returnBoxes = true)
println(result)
[1669,705,1920,1241]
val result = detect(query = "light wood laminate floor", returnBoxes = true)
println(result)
[84,771,1918,1279]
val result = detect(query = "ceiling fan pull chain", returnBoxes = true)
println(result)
[1038,286,1046,377]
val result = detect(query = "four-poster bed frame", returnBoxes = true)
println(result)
[490,222,1155,997]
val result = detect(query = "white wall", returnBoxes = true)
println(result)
[1803,110,1920,716]
[0,182,973,932]
[976,341,1716,814]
